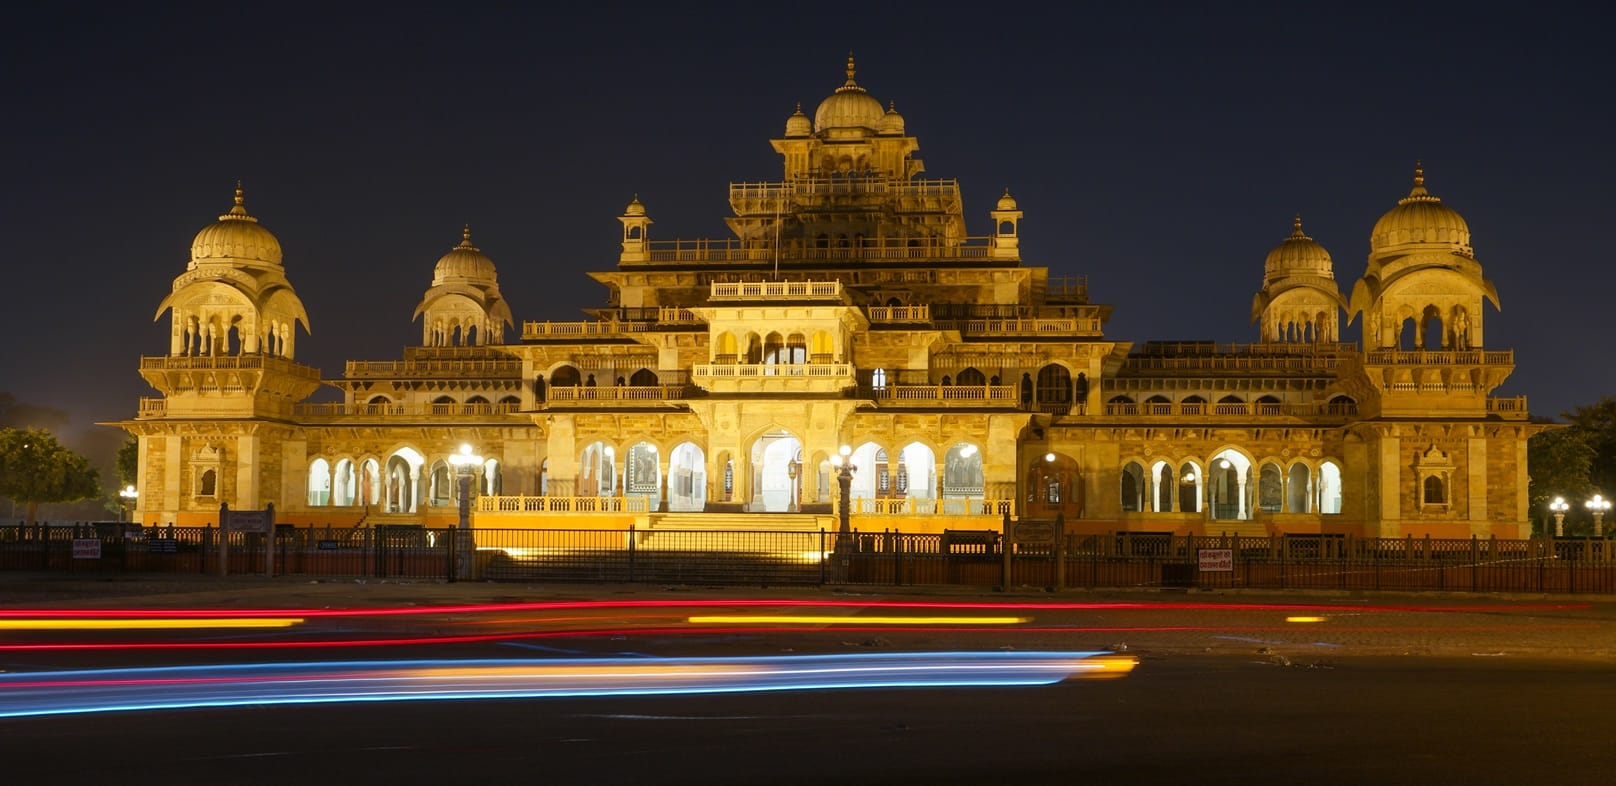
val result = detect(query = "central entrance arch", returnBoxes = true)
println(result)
[750,429,803,512]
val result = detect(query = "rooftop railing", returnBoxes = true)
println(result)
[292,402,522,418]
[546,385,688,402]
[709,281,843,300]
[343,358,523,378]
[642,237,998,265]
[1365,349,1515,365]
[140,354,323,380]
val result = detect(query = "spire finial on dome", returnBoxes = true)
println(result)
[221,180,255,222]
[1292,214,1305,237]
[460,224,473,247]
[1413,160,1425,188]
[846,52,856,82]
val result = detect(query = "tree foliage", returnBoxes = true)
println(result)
[0,427,101,526]
[1527,426,1593,525]
[0,392,70,432]
[116,436,139,488]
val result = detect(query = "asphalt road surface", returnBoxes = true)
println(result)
[1,575,1613,785]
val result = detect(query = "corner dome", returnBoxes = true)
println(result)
[432,226,497,283]
[1369,164,1473,257]
[878,101,905,135]
[785,103,812,137]
[623,196,647,217]
[1264,215,1334,283]
[190,185,283,266]
[996,189,1019,211]
[813,55,885,133]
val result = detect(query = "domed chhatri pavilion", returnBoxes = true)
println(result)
[120,59,1542,539]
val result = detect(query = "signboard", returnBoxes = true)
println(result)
[226,510,271,533]
[72,538,102,560]
[1012,521,1055,544]
[1198,548,1234,572]
[149,538,179,553]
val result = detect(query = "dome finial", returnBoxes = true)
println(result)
[846,52,856,84]
[1413,160,1425,188]
[222,180,254,221]
[1292,214,1304,237]
[461,224,473,247]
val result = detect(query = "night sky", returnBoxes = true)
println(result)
[2,3,1608,455]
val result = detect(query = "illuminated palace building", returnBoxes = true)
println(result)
[121,60,1543,539]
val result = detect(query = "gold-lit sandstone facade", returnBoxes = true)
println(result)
[119,61,1542,539]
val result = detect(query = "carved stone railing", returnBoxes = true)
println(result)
[522,320,655,339]
[546,385,687,402]
[1103,401,1358,418]
[476,495,652,514]
[1364,350,1514,365]
[343,359,522,378]
[293,403,522,418]
[709,281,843,300]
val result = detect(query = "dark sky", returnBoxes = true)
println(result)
[2,2,1608,448]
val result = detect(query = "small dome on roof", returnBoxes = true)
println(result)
[190,184,282,266]
[1264,215,1334,284]
[432,226,497,283]
[785,103,812,137]
[1369,163,1472,257]
[623,195,647,217]
[879,101,905,135]
[996,189,1019,211]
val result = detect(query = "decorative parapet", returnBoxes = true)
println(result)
[292,402,522,419]
[935,317,1104,337]
[546,385,688,403]
[343,358,522,378]
[140,354,322,381]
[864,385,1019,405]
[476,495,653,514]
[1102,401,1358,418]
[1364,349,1514,366]
[709,281,843,300]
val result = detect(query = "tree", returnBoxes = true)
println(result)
[0,428,101,528]
[1527,425,1593,534]
[116,436,139,488]
[1564,396,1616,498]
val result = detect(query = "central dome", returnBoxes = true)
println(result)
[813,56,885,133]
[433,226,497,283]
[190,185,282,266]
[1369,164,1472,257]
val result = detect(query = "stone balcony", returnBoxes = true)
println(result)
[691,362,854,394]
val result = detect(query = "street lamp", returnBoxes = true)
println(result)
[448,444,483,530]
[1549,497,1569,537]
[119,485,139,524]
[1587,494,1611,537]
[829,444,856,538]
[786,457,800,513]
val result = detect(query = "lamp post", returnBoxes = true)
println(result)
[1587,494,1611,538]
[1549,497,1569,537]
[448,443,482,582]
[119,485,139,524]
[829,444,856,538]
[787,458,800,513]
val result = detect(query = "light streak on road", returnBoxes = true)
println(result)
[0,651,1136,719]
[686,615,1031,626]
[0,617,304,631]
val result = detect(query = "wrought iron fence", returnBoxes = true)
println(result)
[1,522,1612,594]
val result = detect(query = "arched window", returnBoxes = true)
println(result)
[551,365,581,387]
[1120,462,1145,513]
[1258,462,1283,513]
[1035,364,1072,415]
[1319,461,1343,514]
[957,367,986,387]
[198,469,217,497]
[630,368,658,387]
[1287,464,1312,513]
[1423,475,1446,505]
[1177,463,1200,513]
[308,458,331,506]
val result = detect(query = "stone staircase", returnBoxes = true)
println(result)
[645,512,826,533]
[1205,519,1270,539]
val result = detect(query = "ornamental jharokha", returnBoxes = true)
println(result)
[118,57,1542,539]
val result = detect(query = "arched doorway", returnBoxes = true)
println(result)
[749,430,802,512]
[668,442,707,512]
[1026,451,1081,518]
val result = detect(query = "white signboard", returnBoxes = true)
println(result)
[1198,548,1233,572]
[72,538,102,559]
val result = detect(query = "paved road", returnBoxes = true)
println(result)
[2,573,1613,785]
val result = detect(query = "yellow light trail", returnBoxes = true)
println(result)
[687,615,1030,626]
[1284,616,1328,623]
[0,618,305,631]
